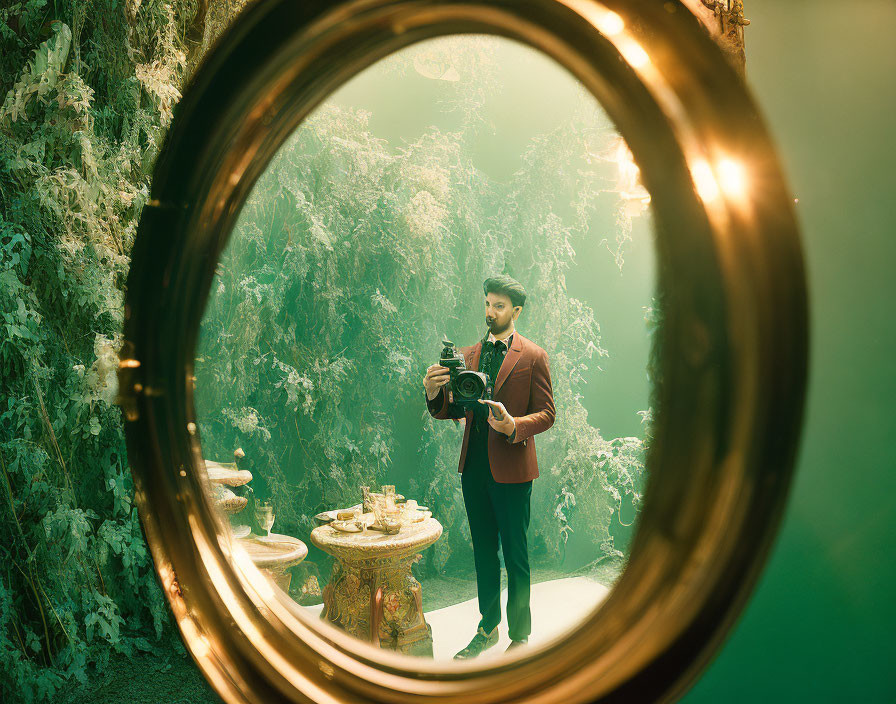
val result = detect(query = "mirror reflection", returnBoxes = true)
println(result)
[193,35,655,661]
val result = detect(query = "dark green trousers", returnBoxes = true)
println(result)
[461,430,532,641]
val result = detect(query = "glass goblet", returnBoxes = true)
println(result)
[255,503,274,537]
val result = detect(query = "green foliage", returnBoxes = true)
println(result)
[0,1,247,700]
[194,40,650,579]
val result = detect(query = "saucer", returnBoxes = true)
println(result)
[330,520,362,533]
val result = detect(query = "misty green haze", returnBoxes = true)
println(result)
[193,36,654,601]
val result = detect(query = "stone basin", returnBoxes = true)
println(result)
[236,532,308,591]
[204,460,253,487]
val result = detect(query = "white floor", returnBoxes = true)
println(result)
[304,575,609,660]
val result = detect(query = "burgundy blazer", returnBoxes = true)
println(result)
[426,331,555,483]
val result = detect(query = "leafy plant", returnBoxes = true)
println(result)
[0,1,249,700]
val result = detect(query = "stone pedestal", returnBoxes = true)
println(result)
[237,533,308,591]
[311,517,442,656]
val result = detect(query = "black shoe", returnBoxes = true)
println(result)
[453,626,499,659]
[505,638,528,653]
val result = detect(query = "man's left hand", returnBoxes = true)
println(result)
[479,399,516,436]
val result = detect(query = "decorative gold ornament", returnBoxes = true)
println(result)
[683,0,750,69]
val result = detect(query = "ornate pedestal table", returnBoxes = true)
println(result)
[311,517,442,656]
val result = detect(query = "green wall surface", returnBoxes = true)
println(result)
[685,2,896,701]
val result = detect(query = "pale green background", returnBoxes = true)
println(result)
[685,1,895,700]
[329,39,656,446]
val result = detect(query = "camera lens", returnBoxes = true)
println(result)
[456,372,485,399]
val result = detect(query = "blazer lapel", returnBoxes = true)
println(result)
[494,333,523,397]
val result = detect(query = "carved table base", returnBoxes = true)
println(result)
[322,553,432,655]
[312,517,442,656]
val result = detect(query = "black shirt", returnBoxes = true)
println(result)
[466,332,512,467]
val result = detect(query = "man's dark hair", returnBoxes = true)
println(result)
[483,275,527,309]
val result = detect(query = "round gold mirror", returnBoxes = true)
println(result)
[119,1,808,702]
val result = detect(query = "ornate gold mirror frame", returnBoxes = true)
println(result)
[118,1,808,701]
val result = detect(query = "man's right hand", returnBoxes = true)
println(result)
[423,364,453,402]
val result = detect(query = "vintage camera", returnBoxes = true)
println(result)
[440,338,492,409]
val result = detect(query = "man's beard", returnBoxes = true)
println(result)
[486,317,511,335]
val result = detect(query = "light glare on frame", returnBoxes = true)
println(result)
[718,158,747,197]
[564,2,647,67]
[692,159,720,202]
[619,38,651,69]
[179,615,212,658]
[691,157,749,204]
[597,10,624,36]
